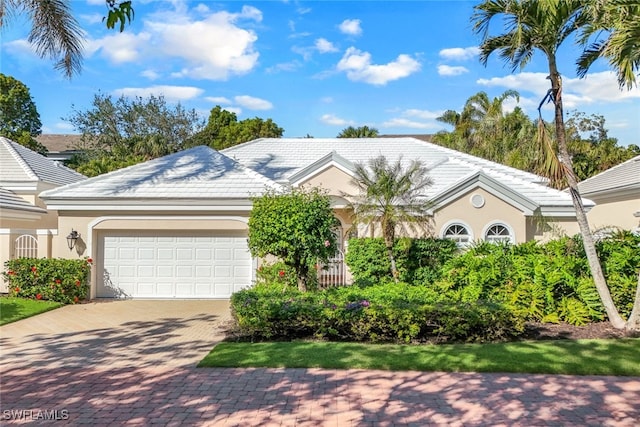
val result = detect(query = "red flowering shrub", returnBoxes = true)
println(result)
[2,258,91,304]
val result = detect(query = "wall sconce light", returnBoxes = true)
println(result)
[66,229,80,250]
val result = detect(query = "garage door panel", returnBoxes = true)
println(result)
[99,233,251,298]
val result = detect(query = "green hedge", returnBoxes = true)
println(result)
[230,283,525,343]
[345,237,458,285]
[434,232,640,325]
[2,258,92,304]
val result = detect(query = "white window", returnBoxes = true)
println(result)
[484,223,514,244]
[442,223,472,247]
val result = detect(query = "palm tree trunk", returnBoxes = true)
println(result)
[626,273,640,330]
[547,61,626,329]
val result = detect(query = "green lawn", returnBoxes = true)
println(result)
[0,297,63,325]
[198,339,640,376]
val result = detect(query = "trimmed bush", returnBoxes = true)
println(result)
[230,282,525,343]
[2,258,92,304]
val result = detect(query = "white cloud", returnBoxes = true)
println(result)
[337,47,421,85]
[85,32,152,63]
[140,69,160,80]
[266,61,303,73]
[439,47,480,61]
[402,109,443,120]
[234,95,273,110]
[86,0,104,5]
[320,114,353,126]
[381,118,440,129]
[315,38,338,54]
[147,7,261,80]
[477,71,640,108]
[204,96,232,104]
[339,19,362,36]
[86,5,262,80]
[437,65,469,76]
[112,85,204,102]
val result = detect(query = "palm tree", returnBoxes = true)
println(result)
[472,0,630,329]
[577,0,640,90]
[0,0,84,78]
[0,1,134,78]
[347,156,433,281]
[337,126,379,138]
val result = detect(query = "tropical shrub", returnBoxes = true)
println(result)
[435,233,640,325]
[345,237,458,285]
[248,188,339,291]
[2,258,92,304]
[230,282,525,343]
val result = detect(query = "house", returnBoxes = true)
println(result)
[35,134,83,162]
[576,155,640,233]
[32,136,593,299]
[0,137,86,292]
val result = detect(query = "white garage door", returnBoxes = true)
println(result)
[99,233,252,298]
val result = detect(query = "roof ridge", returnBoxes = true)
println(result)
[1,137,39,181]
[579,154,640,184]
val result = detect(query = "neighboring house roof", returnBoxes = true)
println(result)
[0,187,47,215]
[40,146,284,210]
[222,137,585,216]
[577,155,640,197]
[0,137,86,191]
[35,134,83,152]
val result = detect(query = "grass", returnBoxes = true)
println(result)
[198,338,640,376]
[0,297,63,325]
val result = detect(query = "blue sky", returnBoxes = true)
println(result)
[2,0,639,146]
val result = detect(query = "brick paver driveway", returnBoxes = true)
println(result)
[2,300,639,426]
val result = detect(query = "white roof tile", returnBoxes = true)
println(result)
[0,137,85,186]
[223,137,581,210]
[577,155,640,196]
[0,187,47,214]
[40,146,283,201]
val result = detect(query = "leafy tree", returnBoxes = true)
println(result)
[578,0,640,90]
[346,156,433,281]
[0,74,47,154]
[337,126,379,138]
[0,1,134,78]
[65,93,203,174]
[248,188,340,292]
[472,0,638,330]
[185,106,284,150]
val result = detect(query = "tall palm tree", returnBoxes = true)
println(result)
[0,0,84,78]
[347,156,433,281]
[472,0,630,329]
[577,0,640,90]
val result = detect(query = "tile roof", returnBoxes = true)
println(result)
[35,134,83,152]
[0,187,47,214]
[577,155,640,196]
[222,137,581,211]
[39,146,283,201]
[0,137,85,186]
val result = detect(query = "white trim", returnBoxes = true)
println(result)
[482,221,515,244]
[291,161,356,187]
[42,202,254,211]
[0,228,39,235]
[36,229,57,235]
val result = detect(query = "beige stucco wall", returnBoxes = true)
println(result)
[584,196,639,231]
[434,187,526,243]
[298,166,359,198]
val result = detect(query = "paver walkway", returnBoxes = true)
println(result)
[1,300,639,425]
